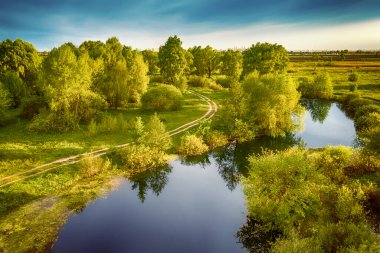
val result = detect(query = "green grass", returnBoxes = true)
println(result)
[0,91,209,178]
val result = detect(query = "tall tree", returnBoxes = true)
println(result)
[242,42,288,76]
[221,49,243,80]
[189,45,221,78]
[158,36,188,84]
[0,38,41,90]
[0,71,26,107]
[36,44,106,129]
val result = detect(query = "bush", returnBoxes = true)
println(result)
[86,114,129,136]
[20,95,47,120]
[188,75,220,89]
[177,134,209,156]
[348,72,359,82]
[206,131,229,149]
[311,145,352,183]
[141,84,182,111]
[209,81,223,91]
[354,104,380,119]
[118,144,166,173]
[174,76,188,92]
[349,83,358,92]
[28,112,79,132]
[79,154,112,178]
[215,77,234,88]
[230,119,255,143]
[355,112,380,131]
[298,73,333,99]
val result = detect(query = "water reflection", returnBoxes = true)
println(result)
[128,164,172,203]
[301,99,331,123]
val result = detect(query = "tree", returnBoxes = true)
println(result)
[142,49,159,74]
[93,39,148,107]
[189,45,221,78]
[221,49,243,80]
[242,42,288,76]
[0,38,41,90]
[298,73,333,99]
[158,36,188,84]
[79,40,107,60]
[32,44,106,131]
[0,83,11,124]
[0,71,26,107]
[240,72,303,137]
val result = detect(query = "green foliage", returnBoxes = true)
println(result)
[79,154,112,178]
[134,114,172,151]
[174,76,188,92]
[158,36,188,84]
[215,77,236,88]
[188,75,220,90]
[244,149,321,235]
[118,144,166,173]
[28,111,79,132]
[301,100,331,123]
[242,42,288,76]
[141,84,183,111]
[240,72,303,137]
[0,84,11,125]
[0,38,41,87]
[35,43,107,131]
[206,131,229,149]
[221,49,242,80]
[177,134,209,156]
[142,49,159,74]
[20,95,47,119]
[230,119,255,143]
[188,45,221,78]
[348,72,359,82]
[87,114,129,136]
[298,73,333,99]
[0,71,26,107]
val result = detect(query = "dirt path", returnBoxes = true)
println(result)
[0,90,218,188]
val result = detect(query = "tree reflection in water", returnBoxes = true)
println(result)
[301,99,332,123]
[128,164,172,203]
[236,216,282,253]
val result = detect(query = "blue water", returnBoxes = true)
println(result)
[53,158,246,253]
[297,102,357,148]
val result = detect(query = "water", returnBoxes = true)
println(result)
[53,154,247,253]
[297,100,357,148]
[53,101,357,252]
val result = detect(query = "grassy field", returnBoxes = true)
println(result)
[0,90,210,179]
[288,60,380,102]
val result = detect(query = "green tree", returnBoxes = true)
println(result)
[79,40,107,59]
[240,72,303,137]
[298,73,333,99]
[0,38,41,90]
[189,45,221,78]
[242,42,288,76]
[221,49,243,80]
[0,71,26,107]
[136,113,172,151]
[34,44,106,131]
[0,83,11,124]
[142,49,159,74]
[158,36,188,84]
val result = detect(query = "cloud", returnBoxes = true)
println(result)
[0,0,379,50]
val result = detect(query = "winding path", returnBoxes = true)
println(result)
[0,90,218,188]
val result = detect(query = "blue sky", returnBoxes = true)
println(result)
[1,0,379,50]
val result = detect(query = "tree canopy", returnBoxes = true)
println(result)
[221,49,243,80]
[242,42,288,76]
[158,36,188,84]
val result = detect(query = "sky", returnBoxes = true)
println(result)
[0,0,379,51]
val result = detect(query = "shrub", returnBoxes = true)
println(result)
[298,73,333,99]
[178,134,209,156]
[311,145,352,183]
[188,75,207,87]
[354,104,380,119]
[355,112,380,131]
[230,119,255,143]
[209,81,223,91]
[119,144,166,173]
[87,114,129,136]
[215,77,234,88]
[141,84,182,111]
[20,95,47,120]
[206,131,229,149]
[349,83,358,92]
[28,112,79,132]
[174,76,188,92]
[78,154,112,178]
[348,72,359,82]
